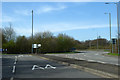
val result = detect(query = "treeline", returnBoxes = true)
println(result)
[1,26,110,54]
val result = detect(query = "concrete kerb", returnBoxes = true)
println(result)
[34,55,119,79]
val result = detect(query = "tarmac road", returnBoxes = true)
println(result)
[46,50,119,66]
[2,54,102,79]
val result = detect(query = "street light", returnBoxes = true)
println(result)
[105,2,120,55]
[104,12,112,53]
[32,10,33,54]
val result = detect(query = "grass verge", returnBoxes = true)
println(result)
[107,53,119,56]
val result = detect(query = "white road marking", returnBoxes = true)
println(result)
[103,52,109,53]
[95,54,98,55]
[14,61,16,64]
[15,56,17,58]
[10,77,14,80]
[15,58,17,62]
[45,64,56,69]
[12,66,16,73]
[18,55,23,57]
[32,65,44,70]
[32,64,56,70]
[97,61,106,64]
[18,55,32,57]
[79,58,86,60]
[115,64,119,66]
[80,53,84,54]
[87,60,95,62]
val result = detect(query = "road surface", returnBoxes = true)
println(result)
[46,50,119,66]
[2,54,102,79]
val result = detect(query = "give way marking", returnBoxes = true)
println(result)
[32,64,56,70]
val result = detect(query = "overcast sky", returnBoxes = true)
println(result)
[2,1,119,41]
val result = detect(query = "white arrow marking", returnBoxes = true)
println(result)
[32,65,44,70]
[45,64,56,69]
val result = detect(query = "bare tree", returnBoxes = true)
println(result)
[3,23,16,41]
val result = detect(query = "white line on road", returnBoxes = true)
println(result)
[14,61,16,64]
[15,56,18,62]
[12,66,16,73]
[79,58,86,60]
[115,64,119,66]
[95,54,99,55]
[97,61,107,64]
[80,53,84,54]
[87,60,95,62]
[10,77,14,80]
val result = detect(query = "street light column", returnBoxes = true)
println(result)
[109,13,112,53]
[105,12,112,53]
[117,3,120,55]
[109,13,111,42]
[32,10,33,54]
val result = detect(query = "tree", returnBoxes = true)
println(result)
[4,40,16,53]
[34,31,55,53]
[56,34,75,52]
[2,23,16,42]
[16,36,29,53]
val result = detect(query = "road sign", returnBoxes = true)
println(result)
[38,44,41,47]
[112,38,117,44]
[32,44,37,48]
[32,44,41,48]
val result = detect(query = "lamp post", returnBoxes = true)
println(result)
[105,2,120,55]
[32,10,33,54]
[104,12,112,53]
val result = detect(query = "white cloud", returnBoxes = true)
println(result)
[14,5,67,16]
[36,5,67,14]
[14,9,30,16]
[1,15,15,22]
[39,23,117,32]
[14,27,32,36]
[14,23,117,36]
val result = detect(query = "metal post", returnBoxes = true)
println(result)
[97,33,98,50]
[117,3,120,55]
[104,12,112,53]
[115,39,117,53]
[109,13,112,53]
[89,41,91,49]
[109,13,111,42]
[105,2,120,55]
[32,10,33,54]
[112,42,114,53]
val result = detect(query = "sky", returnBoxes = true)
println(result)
[2,2,119,41]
